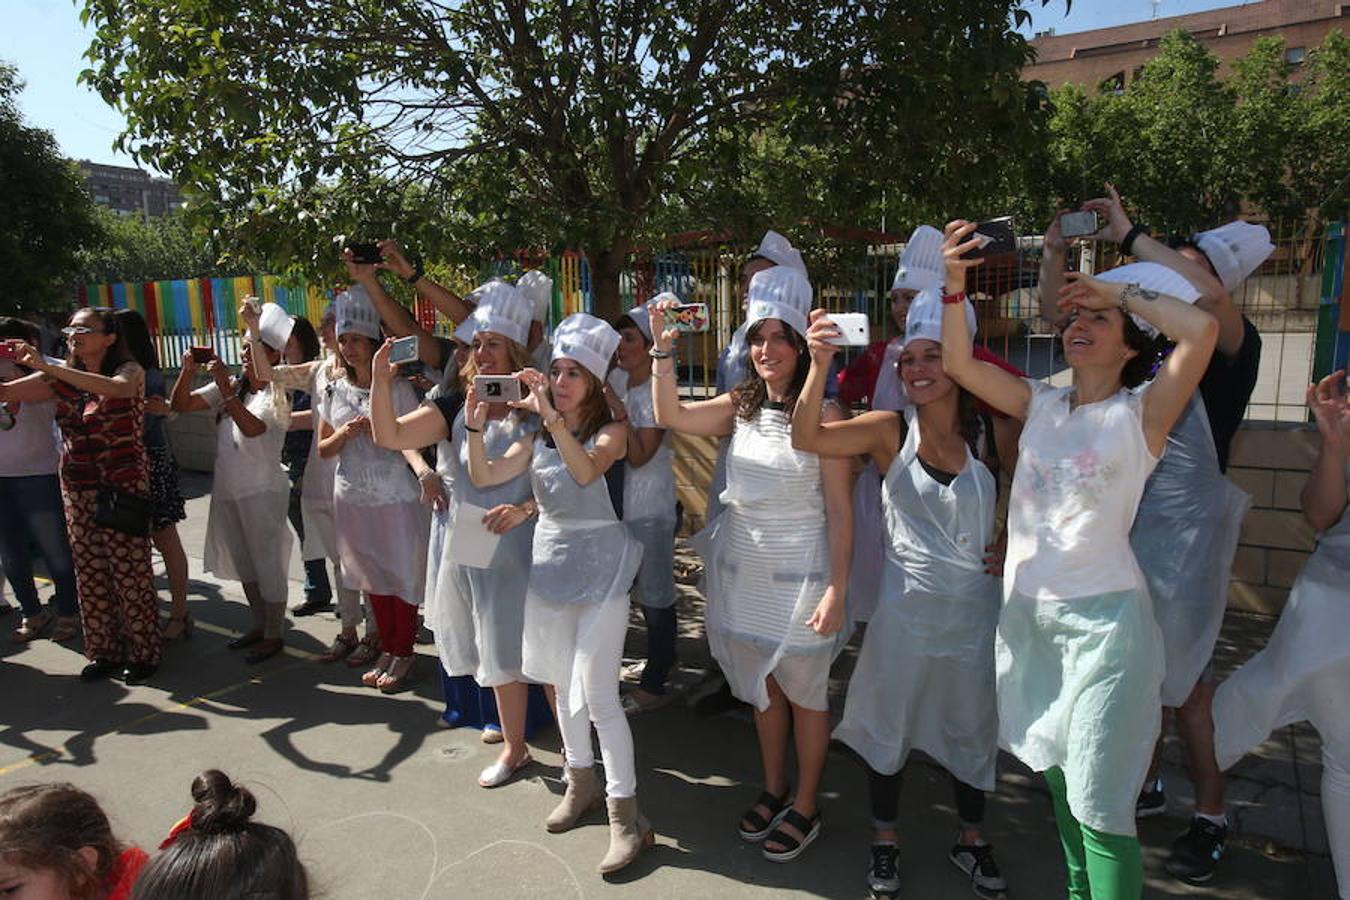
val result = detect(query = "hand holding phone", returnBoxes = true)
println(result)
[190,346,216,364]
[474,374,524,404]
[346,242,383,265]
[1059,210,1101,240]
[388,335,419,366]
[960,217,1016,259]
[669,303,710,333]
[824,313,870,346]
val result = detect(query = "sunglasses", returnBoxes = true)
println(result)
[61,325,107,336]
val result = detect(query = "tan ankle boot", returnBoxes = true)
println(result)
[545,765,603,833]
[598,795,654,874]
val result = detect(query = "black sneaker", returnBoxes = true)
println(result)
[291,596,333,617]
[949,841,1008,899]
[80,658,123,682]
[1136,778,1166,818]
[123,662,159,685]
[1166,816,1227,884]
[867,841,900,897]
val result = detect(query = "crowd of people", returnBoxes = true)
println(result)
[2,184,1348,899]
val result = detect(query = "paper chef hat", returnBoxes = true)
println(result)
[745,266,813,337]
[334,284,381,340]
[257,302,295,352]
[1195,221,1274,292]
[1094,262,1202,338]
[517,269,554,322]
[552,313,621,383]
[891,225,946,294]
[467,280,533,347]
[751,230,809,279]
[452,317,478,346]
[904,287,976,351]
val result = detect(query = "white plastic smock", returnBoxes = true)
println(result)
[271,360,342,562]
[420,377,459,660]
[434,409,537,687]
[1131,392,1251,706]
[199,382,294,604]
[834,409,1001,789]
[620,377,678,609]
[319,376,429,606]
[706,323,751,525]
[691,405,845,712]
[522,434,642,709]
[1213,460,1350,771]
[997,381,1164,837]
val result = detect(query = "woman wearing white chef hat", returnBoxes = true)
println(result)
[464,312,653,874]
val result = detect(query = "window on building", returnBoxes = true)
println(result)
[1102,71,1126,95]
[1131,66,1144,83]
[1285,46,1306,66]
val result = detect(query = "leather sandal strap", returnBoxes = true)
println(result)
[765,808,819,850]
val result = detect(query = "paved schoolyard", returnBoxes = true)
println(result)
[0,473,1336,898]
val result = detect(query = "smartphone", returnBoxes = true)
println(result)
[1059,210,1101,240]
[190,346,216,363]
[347,241,383,265]
[961,216,1016,258]
[825,312,871,346]
[474,374,523,404]
[388,335,419,366]
[670,303,710,333]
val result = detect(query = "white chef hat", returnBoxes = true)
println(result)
[1195,221,1274,292]
[751,230,809,279]
[891,225,946,294]
[624,299,659,343]
[517,269,554,322]
[552,313,621,383]
[907,287,976,351]
[334,284,381,340]
[467,280,533,346]
[1094,262,1202,338]
[452,317,478,346]
[745,266,813,337]
[257,302,295,352]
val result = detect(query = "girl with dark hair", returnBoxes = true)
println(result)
[466,312,654,874]
[0,307,161,682]
[113,308,191,642]
[651,268,854,863]
[133,770,308,900]
[793,293,1014,897]
[0,781,147,900]
[940,218,1219,899]
[171,302,295,664]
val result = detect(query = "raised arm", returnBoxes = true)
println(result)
[169,352,211,412]
[206,359,266,438]
[1302,370,1350,531]
[940,221,1032,421]
[345,253,446,369]
[370,338,451,451]
[465,391,534,487]
[807,401,853,637]
[649,298,736,436]
[1038,210,1072,326]
[377,239,475,327]
[0,347,56,401]
[24,344,142,400]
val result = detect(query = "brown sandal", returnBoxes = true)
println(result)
[345,634,382,668]
[319,632,359,664]
[11,612,52,644]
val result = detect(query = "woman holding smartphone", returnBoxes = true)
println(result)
[652,267,853,862]
[317,287,430,693]
[465,312,652,874]
[940,219,1218,898]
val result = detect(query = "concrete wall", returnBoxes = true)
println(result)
[165,407,219,474]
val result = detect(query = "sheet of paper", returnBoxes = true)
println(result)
[447,502,502,568]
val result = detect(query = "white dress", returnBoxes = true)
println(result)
[434,409,538,686]
[272,359,342,564]
[319,376,429,606]
[691,404,843,712]
[1130,392,1250,706]
[834,410,1001,789]
[521,434,642,708]
[996,381,1163,837]
[199,381,294,603]
[620,377,677,609]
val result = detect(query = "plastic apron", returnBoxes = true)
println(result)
[1131,392,1251,706]
[691,406,845,712]
[1213,459,1350,771]
[620,378,678,609]
[432,409,537,687]
[297,363,340,562]
[421,378,461,632]
[706,323,750,525]
[522,436,642,709]
[834,410,1001,788]
[848,338,910,623]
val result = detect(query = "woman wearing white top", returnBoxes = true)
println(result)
[940,218,1218,899]
[316,288,430,693]
[651,267,853,863]
[465,313,653,874]
[169,306,295,664]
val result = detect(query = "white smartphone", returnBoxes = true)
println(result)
[1059,210,1101,240]
[388,335,419,365]
[474,374,523,404]
[825,312,871,346]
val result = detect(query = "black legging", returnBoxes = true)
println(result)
[868,766,986,828]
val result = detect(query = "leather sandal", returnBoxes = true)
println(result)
[345,634,381,668]
[377,655,416,694]
[11,611,53,644]
[362,652,394,687]
[160,613,193,642]
[318,632,359,663]
[762,808,822,863]
[738,787,793,842]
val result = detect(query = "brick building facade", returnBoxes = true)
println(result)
[78,160,183,219]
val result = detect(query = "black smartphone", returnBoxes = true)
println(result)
[347,242,383,265]
[961,217,1016,259]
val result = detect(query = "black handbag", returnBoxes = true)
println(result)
[94,486,154,537]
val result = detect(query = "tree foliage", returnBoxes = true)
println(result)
[0,61,103,309]
[73,207,242,284]
[80,0,1065,315]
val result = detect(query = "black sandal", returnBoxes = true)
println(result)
[762,808,822,863]
[227,629,263,650]
[738,787,793,842]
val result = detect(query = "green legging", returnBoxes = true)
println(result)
[1044,767,1143,899]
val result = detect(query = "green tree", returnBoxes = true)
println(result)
[80,0,1064,317]
[73,206,241,284]
[0,61,103,309]
[1290,29,1350,220]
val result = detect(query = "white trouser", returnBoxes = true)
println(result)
[1309,671,1350,898]
[555,591,637,798]
[336,567,374,634]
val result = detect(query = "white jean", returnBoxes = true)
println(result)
[336,572,374,633]
[553,590,637,799]
[1309,671,1350,899]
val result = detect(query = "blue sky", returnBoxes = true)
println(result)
[3,0,1242,171]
